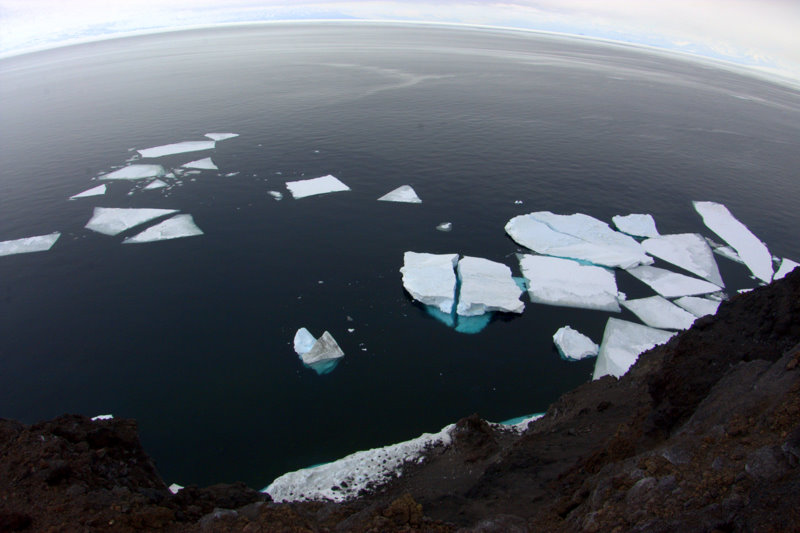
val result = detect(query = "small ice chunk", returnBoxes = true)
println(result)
[225,172,240,177]
[612,214,659,238]
[738,288,753,294]
[673,296,721,318]
[122,214,203,244]
[285,175,350,199]
[713,245,744,264]
[138,140,215,158]
[268,191,283,200]
[0,232,60,257]
[620,295,696,330]
[774,258,799,280]
[182,157,218,170]
[85,207,178,236]
[100,164,165,181]
[143,179,168,190]
[204,133,239,141]
[626,265,723,298]
[642,233,724,287]
[90,414,113,421]
[553,326,599,361]
[168,483,184,494]
[293,327,316,355]
[70,184,107,199]
[593,318,675,380]
[519,255,620,312]
[301,331,345,375]
[456,256,524,316]
[693,201,773,283]
[400,252,458,314]
[377,185,422,203]
[436,222,452,232]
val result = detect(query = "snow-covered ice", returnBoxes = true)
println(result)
[293,328,317,356]
[552,326,599,361]
[100,164,165,181]
[84,208,178,236]
[626,265,723,298]
[519,255,621,312]
[400,252,459,314]
[593,318,675,380]
[714,246,744,264]
[137,140,215,158]
[122,214,203,243]
[285,175,350,199]
[182,157,218,170]
[143,179,167,190]
[70,184,107,199]
[673,296,721,318]
[0,232,61,257]
[620,295,697,330]
[456,256,524,316]
[90,414,113,421]
[642,233,724,287]
[204,133,239,141]
[377,185,422,203]
[693,201,773,283]
[774,258,799,280]
[436,222,452,232]
[612,213,659,238]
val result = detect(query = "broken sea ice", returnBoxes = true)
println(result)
[69,184,107,199]
[612,213,659,238]
[285,175,350,199]
[593,318,675,380]
[673,296,721,318]
[518,255,621,312]
[84,207,178,236]
[122,214,203,243]
[400,252,459,314]
[774,258,799,280]
[137,140,215,158]
[620,295,697,330]
[0,232,61,257]
[182,157,218,170]
[292,328,344,375]
[456,256,524,316]
[204,133,239,141]
[99,164,165,181]
[552,326,598,361]
[625,265,723,298]
[377,185,422,203]
[642,233,724,287]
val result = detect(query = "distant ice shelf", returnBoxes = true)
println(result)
[552,326,598,361]
[612,213,659,238]
[626,265,723,298]
[122,214,203,244]
[378,185,422,203]
[182,157,217,170]
[84,207,178,236]
[0,232,60,257]
[99,164,165,181]
[593,318,675,380]
[204,133,239,141]
[642,233,724,287]
[620,295,697,330]
[137,140,215,158]
[69,184,107,199]
[519,255,621,312]
[285,175,350,199]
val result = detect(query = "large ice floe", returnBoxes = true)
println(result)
[292,328,345,375]
[774,258,799,280]
[100,164,165,181]
[137,140,215,158]
[505,212,652,269]
[641,233,724,287]
[84,208,178,236]
[182,157,218,170]
[377,185,422,203]
[69,184,107,199]
[204,133,239,141]
[285,175,350,199]
[620,296,697,330]
[518,255,621,312]
[593,318,675,380]
[456,256,524,316]
[0,232,60,257]
[673,296,722,318]
[400,252,459,314]
[122,214,203,244]
[612,213,659,238]
[552,326,598,361]
[693,201,773,283]
[265,423,455,502]
[626,265,723,298]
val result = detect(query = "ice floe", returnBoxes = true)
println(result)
[693,201,773,283]
[265,423,455,502]
[593,318,675,380]
[673,296,721,318]
[774,258,799,280]
[182,157,218,170]
[436,222,452,232]
[69,184,107,199]
[378,185,422,203]
[620,295,697,330]
[626,265,723,298]
[713,245,744,264]
[293,328,317,356]
[204,133,239,141]
[0,232,61,257]
[122,214,203,244]
[292,328,344,375]
[456,256,524,316]
[285,175,350,199]
[143,179,167,190]
[268,191,283,200]
[100,164,165,181]
[552,326,598,361]
[91,414,114,421]
[400,252,458,314]
[84,207,178,236]
[612,213,659,238]
[519,255,621,312]
[505,212,652,269]
[137,140,215,158]
[641,233,724,287]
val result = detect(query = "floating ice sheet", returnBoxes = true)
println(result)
[713,245,744,264]
[693,201,773,283]
[642,233,724,287]
[505,212,652,269]
[122,214,203,243]
[774,258,799,280]
[519,255,621,312]
[285,175,350,199]
[593,318,675,380]
[673,296,721,318]
[143,179,167,190]
[456,256,524,316]
[204,133,239,141]
[70,184,107,199]
[400,252,458,314]
[0,232,60,257]
[378,185,422,203]
[626,265,722,298]
[182,157,217,170]
[100,164,165,181]
[621,295,696,330]
[85,207,178,236]
[138,141,215,158]
[612,213,659,238]
[553,326,598,361]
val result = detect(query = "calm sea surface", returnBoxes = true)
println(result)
[1,24,799,487]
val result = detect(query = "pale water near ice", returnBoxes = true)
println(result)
[1,24,799,487]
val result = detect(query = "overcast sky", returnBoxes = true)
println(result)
[1,0,798,82]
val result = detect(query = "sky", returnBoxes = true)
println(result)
[1,0,799,83]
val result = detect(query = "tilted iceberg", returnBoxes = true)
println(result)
[292,328,344,375]
[456,256,524,316]
[593,318,675,380]
[400,252,459,314]
[122,214,203,243]
[285,175,350,199]
[204,133,239,141]
[70,184,107,199]
[99,164,165,181]
[552,326,598,361]
[137,140,215,158]
[612,213,659,238]
[673,296,721,318]
[620,295,697,330]
[84,207,178,236]
[641,233,724,287]
[378,185,422,203]
[626,265,723,298]
[182,157,218,170]
[0,232,60,257]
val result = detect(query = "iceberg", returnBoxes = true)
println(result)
[99,164,165,181]
[436,222,452,232]
[69,184,107,199]
[0,232,60,257]
[377,185,422,203]
[626,265,723,298]
[552,326,599,361]
[84,207,178,236]
[204,133,239,141]
[293,327,317,356]
[593,318,675,380]
[519,255,621,312]
[292,329,344,375]
[612,213,659,238]
[620,295,696,330]
[182,157,218,170]
[673,296,721,318]
[774,258,799,280]
[143,179,167,190]
[505,212,652,269]
[642,233,724,287]
[122,214,203,244]
[693,201,773,283]
[285,175,350,199]
[400,252,458,314]
[137,140,215,158]
[268,191,283,200]
[456,256,524,316]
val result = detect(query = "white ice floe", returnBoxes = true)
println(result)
[456,256,524,316]
[693,201,773,283]
[436,222,452,232]
[377,185,422,203]
[182,157,218,170]
[505,212,652,269]
[642,233,724,287]
[673,296,721,318]
[620,295,696,330]
[713,245,744,264]
[519,255,621,312]
[122,214,203,244]
[268,191,283,200]
[285,175,350,199]
[0,232,60,257]
[612,213,659,238]
[99,164,165,181]
[137,140,215,158]
[90,414,114,421]
[552,326,599,361]
[168,484,184,494]
[143,179,167,190]
[593,318,675,380]
[774,258,799,280]
[265,423,455,502]
[626,265,723,298]
[84,207,178,236]
[70,184,107,199]
[293,327,317,356]
[400,252,459,314]
[204,133,239,141]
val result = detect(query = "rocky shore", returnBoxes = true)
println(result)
[2,270,799,532]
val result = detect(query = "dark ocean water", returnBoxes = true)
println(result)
[1,23,799,488]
